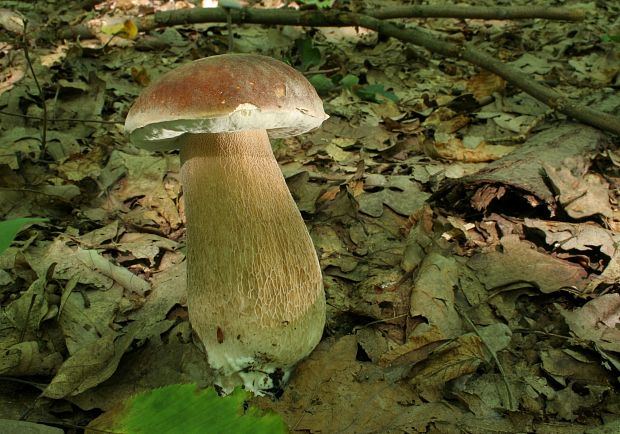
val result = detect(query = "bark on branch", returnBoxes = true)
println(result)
[57,7,619,136]
[57,5,585,39]
[367,5,584,21]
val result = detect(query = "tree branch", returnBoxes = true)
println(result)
[55,7,619,136]
[367,5,585,21]
[57,5,585,40]
[347,13,620,136]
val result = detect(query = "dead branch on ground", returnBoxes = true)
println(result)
[55,6,619,136]
[367,5,584,21]
[57,5,585,39]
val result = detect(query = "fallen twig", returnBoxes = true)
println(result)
[0,110,121,124]
[353,13,620,136]
[367,5,584,21]
[55,7,619,136]
[56,5,585,40]
[22,20,48,152]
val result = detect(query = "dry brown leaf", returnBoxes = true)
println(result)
[545,158,613,219]
[428,135,515,162]
[559,294,620,354]
[467,235,589,294]
[409,252,463,339]
[261,335,418,433]
[466,70,506,101]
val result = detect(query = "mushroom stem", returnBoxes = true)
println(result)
[179,129,325,392]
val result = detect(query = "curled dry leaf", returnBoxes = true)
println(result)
[0,8,25,34]
[560,293,620,355]
[467,235,590,294]
[0,64,25,97]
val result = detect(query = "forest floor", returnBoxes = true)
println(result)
[1,0,620,432]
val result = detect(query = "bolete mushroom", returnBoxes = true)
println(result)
[124,54,328,393]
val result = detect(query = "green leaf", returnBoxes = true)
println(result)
[340,74,359,88]
[309,74,335,94]
[295,38,322,71]
[356,84,400,103]
[602,33,620,43]
[297,0,335,9]
[87,385,288,434]
[0,218,49,255]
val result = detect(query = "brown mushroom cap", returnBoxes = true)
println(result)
[125,54,328,151]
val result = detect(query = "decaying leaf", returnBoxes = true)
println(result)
[358,175,430,217]
[467,235,589,294]
[42,329,136,399]
[559,294,620,356]
[545,159,613,219]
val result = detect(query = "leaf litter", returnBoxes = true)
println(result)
[1,0,620,432]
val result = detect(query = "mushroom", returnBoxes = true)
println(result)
[124,54,328,394]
